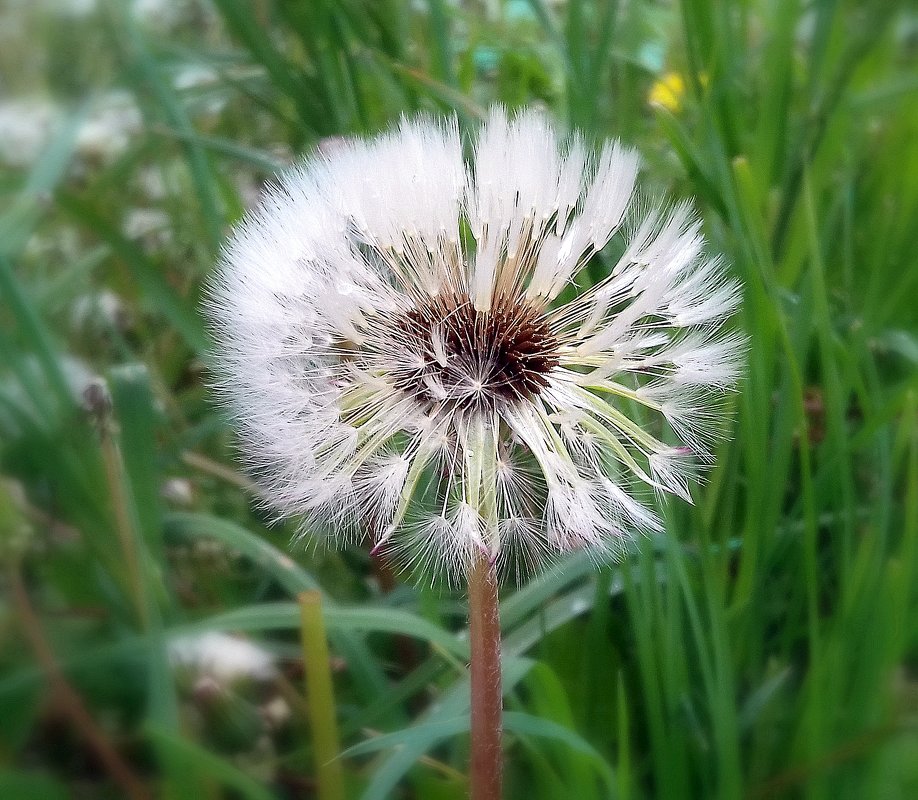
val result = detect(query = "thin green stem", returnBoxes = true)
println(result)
[299,591,345,800]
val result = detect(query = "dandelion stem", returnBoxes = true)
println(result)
[468,550,502,799]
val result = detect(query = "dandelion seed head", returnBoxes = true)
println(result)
[207,107,744,583]
[169,632,277,684]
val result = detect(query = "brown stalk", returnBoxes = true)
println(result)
[9,564,150,800]
[468,551,502,799]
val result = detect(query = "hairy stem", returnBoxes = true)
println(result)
[468,551,502,800]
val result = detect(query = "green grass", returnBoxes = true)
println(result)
[1,0,917,798]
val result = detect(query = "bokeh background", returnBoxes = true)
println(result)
[1,1,917,798]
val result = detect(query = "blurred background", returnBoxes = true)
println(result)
[1,1,917,798]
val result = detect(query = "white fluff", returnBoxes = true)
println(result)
[206,107,744,582]
[169,632,277,683]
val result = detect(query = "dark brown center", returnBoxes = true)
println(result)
[388,292,559,413]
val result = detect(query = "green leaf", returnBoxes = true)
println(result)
[503,712,614,789]
[165,511,321,595]
[0,771,69,800]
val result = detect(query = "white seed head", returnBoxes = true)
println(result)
[206,107,745,583]
[169,632,277,684]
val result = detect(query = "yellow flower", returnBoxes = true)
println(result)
[649,71,687,113]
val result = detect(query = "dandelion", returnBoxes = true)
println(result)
[206,106,743,799]
[208,107,743,578]
[169,631,277,685]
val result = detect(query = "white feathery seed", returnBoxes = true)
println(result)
[206,107,744,582]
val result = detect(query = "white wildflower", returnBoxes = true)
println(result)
[122,207,171,244]
[161,477,194,506]
[70,289,129,334]
[174,63,219,91]
[76,91,142,162]
[174,63,226,117]
[261,696,292,730]
[0,97,59,168]
[0,91,141,170]
[207,107,744,581]
[169,632,277,684]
